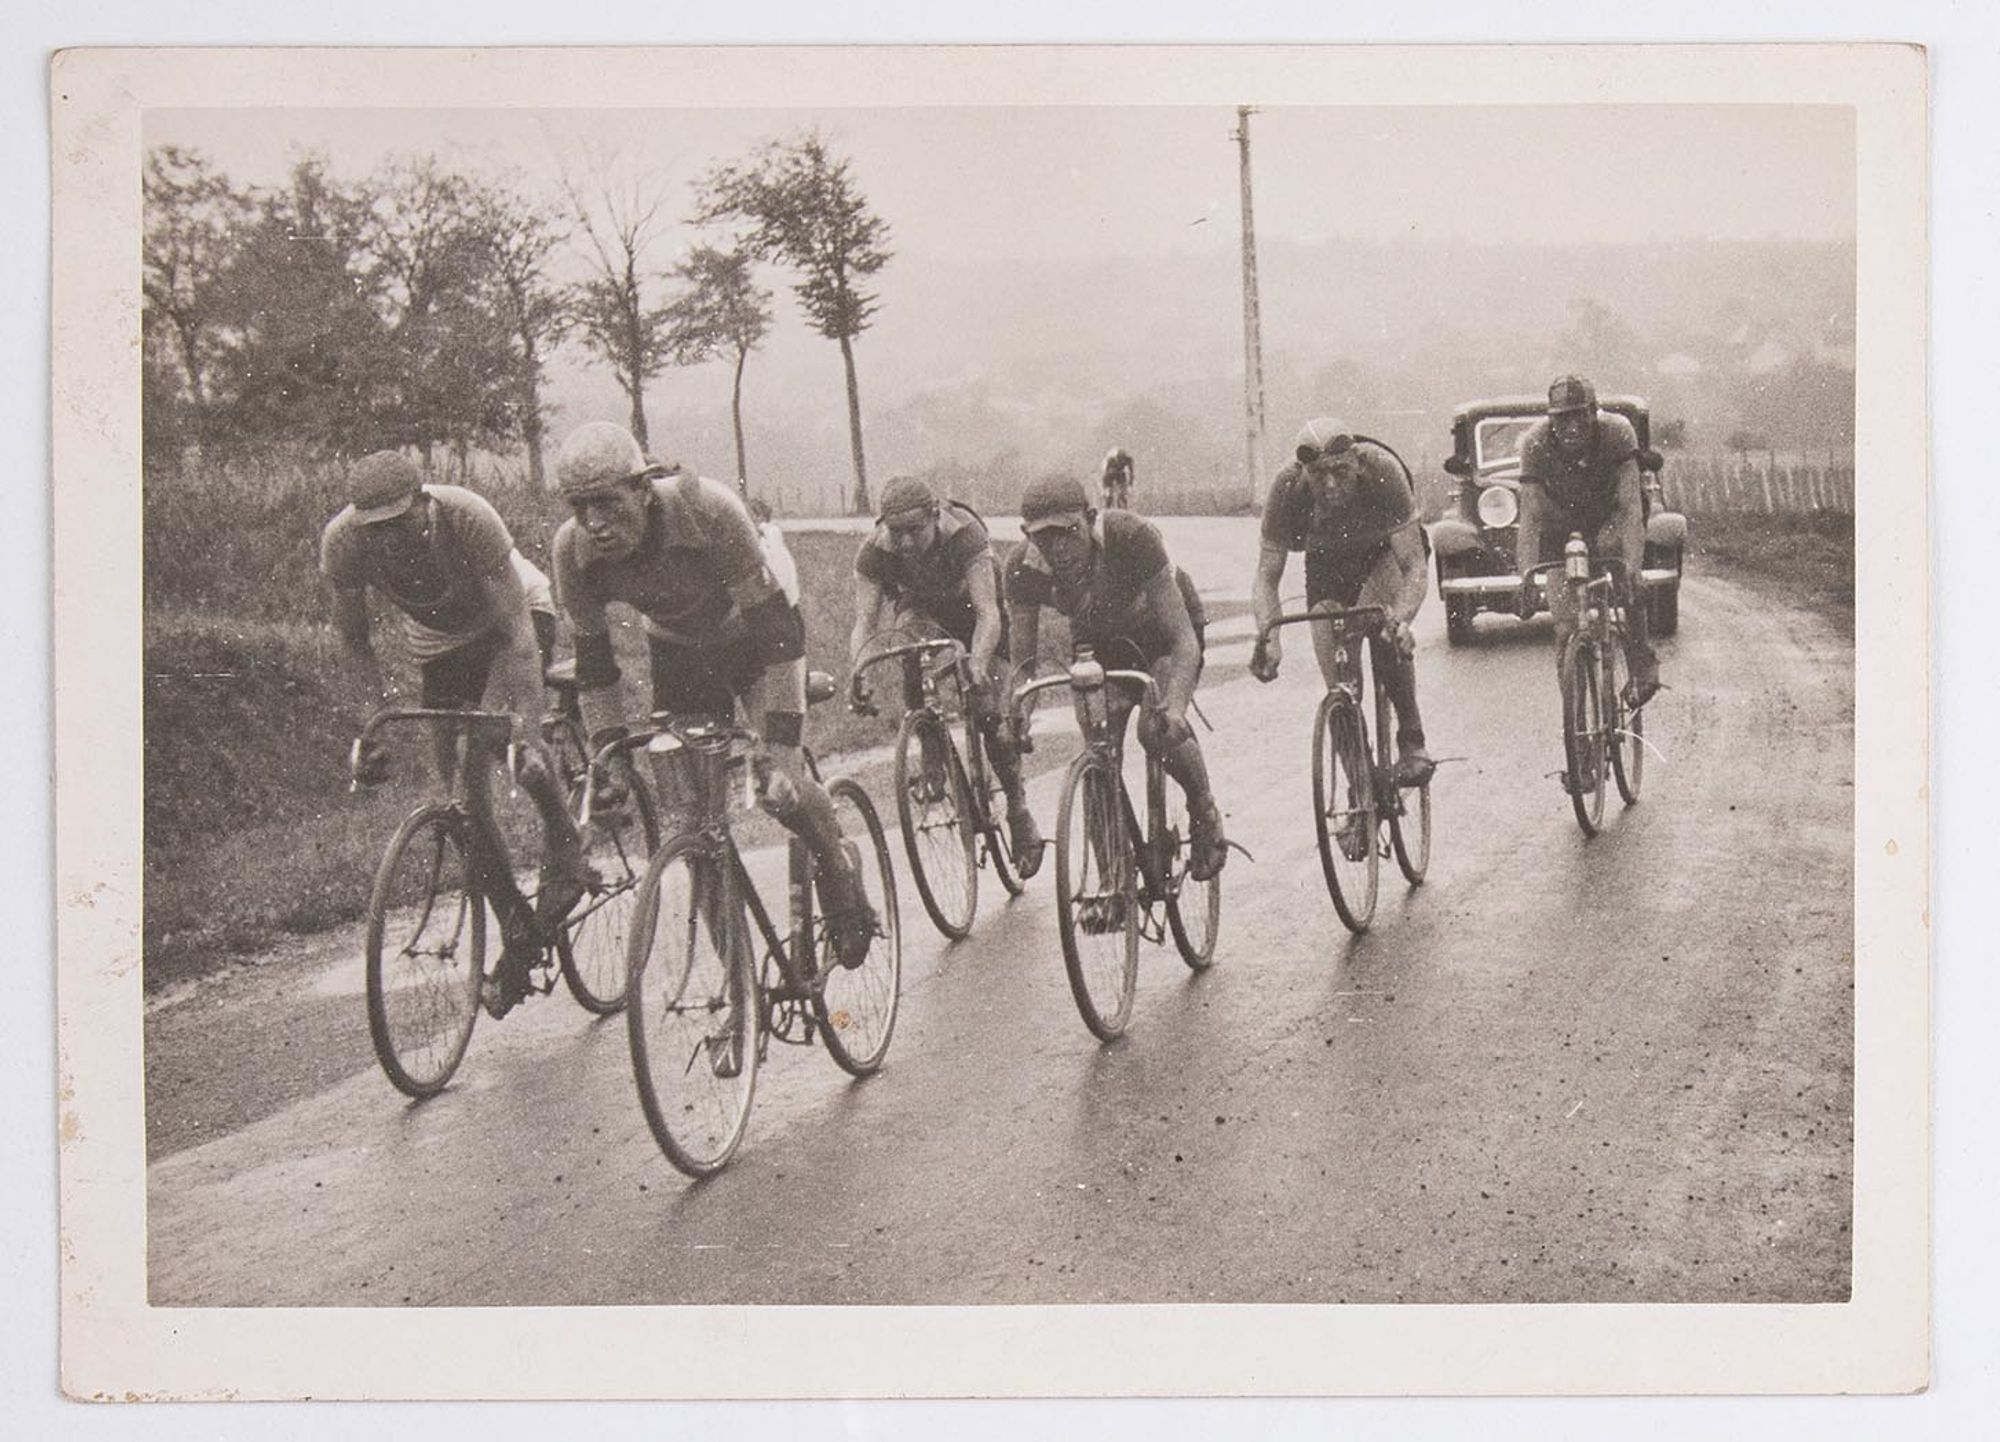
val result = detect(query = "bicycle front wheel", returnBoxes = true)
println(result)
[1161,767,1220,971]
[969,727,1027,898]
[895,708,979,939]
[1561,635,1608,835]
[814,778,903,1077]
[559,752,661,1015]
[1054,752,1139,1040]
[1606,638,1644,806]
[1312,691,1379,934]
[626,837,758,1179]
[365,803,485,1098]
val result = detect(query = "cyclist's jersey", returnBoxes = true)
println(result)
[320,484,515,661]
[1516,412,1641,538]
[1260,443,1417,573]
[553,471,779,651]
[853,500,998,644]
[510,549,555,618]
[1006,509,1205,662]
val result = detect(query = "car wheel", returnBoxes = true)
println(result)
[1445,595,1475,646]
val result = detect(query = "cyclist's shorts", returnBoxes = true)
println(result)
[421,625,507,709]
[1086,620,1208,690]
[647,632,767,724]
[1304,528,1430,611]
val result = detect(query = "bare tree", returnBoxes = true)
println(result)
[661,244,772,491]
[560,162,673,452]
[698,132,892,514]
[142,146,251,454]
[469,175,572,489]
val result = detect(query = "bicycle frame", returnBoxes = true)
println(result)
[853,633,1000,835]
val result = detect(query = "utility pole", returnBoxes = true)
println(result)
[1233,106,1268,512]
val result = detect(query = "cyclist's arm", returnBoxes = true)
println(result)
[850,570,888,669]
[1384,524,1430,626]
[966,557,1005,681]
[329,582,390,709]
[1606,455,1646,582]
[553,523,627,741]
[1006,594,1043,719]
[1140,564,1201,726]
[474,562,543,739]
[1252,541,1289,641]
[1515,479,1547,580]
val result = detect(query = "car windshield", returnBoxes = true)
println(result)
[1473,416,1539,470]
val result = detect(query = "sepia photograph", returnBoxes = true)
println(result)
[52,40,1929,1401]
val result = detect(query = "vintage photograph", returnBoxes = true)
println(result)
[55,43,1928,1399]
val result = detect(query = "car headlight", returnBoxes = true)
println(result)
[1476,485,1518,529]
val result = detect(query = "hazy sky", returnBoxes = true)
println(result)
[150,103,1854,264]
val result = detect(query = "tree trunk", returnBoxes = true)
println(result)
[626,372,649,453]
[838,333,869,515]
[731,344,749,492]
[519,332,546,491]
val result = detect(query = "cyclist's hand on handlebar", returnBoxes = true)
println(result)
[1010,707,1035,754]
[352,739,393,788]
[847,675,876,716]
[1382,618,1417,659]
[1250,633,1281,683]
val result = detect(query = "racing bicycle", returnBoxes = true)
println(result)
[1525,542,1646,836]
[611,673,902,1178]
[852,628,1028,940]
[1014,647,1219,1041]
[1256,606,1432,935]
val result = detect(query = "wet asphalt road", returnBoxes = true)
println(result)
[145,517,1853,1307]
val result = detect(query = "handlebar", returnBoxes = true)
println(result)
[350,707,517,791]
[1259,605,1389,640]
[582,712,761,828]
[1521,556,1629,596]
[1012,655,1161,710]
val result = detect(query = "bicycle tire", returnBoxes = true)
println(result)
[1053,751,1139,1040]
[894,707,978,940]
[969,727,1028,898]
[1607,636,1644,806]
[1312,690,1379,934]
[813,778,903,1077]
[626,835,759,1178]
[364,802,485,1099]
[1161,763,1220,971]
[557,751,660,1015]
[1561,635,1608,836]
[1376,680,1432,887]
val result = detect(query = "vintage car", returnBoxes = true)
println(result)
[1430,394,1687,644]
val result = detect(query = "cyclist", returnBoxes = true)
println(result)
[321,450,592,1018]
[1101,447,1135,510]
[1250,417,1436,788]
[1004,474,1227,883]
[1513,374,1663,710]
[847,475,1044,876]
[548,421,879,967]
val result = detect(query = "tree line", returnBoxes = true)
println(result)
[143,135,892,511]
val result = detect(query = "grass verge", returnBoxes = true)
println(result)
[1685,511,1854,638]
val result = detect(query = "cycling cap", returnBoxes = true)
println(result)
[1547,375,1598,416]
[1020,474,1093,533]
[1105,447,1130,464]
[350,450,423,524]
[877,475,939,523]
[1293,417,1355,465]
[555,421,649,497]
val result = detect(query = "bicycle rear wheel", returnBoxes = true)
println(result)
[626,837,758,1178]
[895,708,978,939]
[365,803,485,1098]
[559,752,660,1015]
[1161,768,1220,971]
[1606,637,1644,806]
[1054,752,1139,1040]
[1313,691,1379,934]
[1561,635,1608,835]
[814,778,903,1077]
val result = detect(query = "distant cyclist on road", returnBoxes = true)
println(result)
[1251,417,1436,787]
[848,476,1044,876]
[1005,474,1227,882]
[1101,447,1135,511]
[548,421,879,967]
[321,450,592,1018]
[1513,374,1663,709]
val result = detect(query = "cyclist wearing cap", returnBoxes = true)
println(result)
[1004,474,1227,882]
[321,450,592,1018]
[1514,375,1662,708]
[1101,448,1135,511]
[549,421,879,967]
[1251,418,1435,787]
[849,476,1044,875]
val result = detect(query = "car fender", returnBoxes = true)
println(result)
[1645,511,1688,554]
[1430,518,1484,559]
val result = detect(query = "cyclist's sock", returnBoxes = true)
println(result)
[1373,642,1426,751]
